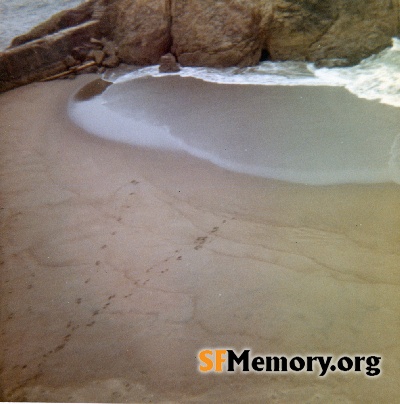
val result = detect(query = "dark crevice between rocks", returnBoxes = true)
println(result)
[259,48,270,62]
[167,0,174,55]
[157,0,180,73]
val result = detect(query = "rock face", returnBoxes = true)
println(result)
[171,0,271,67]
[104,0,172,65]
[171,0,399,66]
[0,0,103,92]
[9,0,99,47]
[266,0,399,66]
[0,0,399,91]
[0,21,101,92]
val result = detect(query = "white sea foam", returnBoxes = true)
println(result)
[312,38,400,107]
[104,38,400,108]
[69,37,400,185]
[104,61,328,87]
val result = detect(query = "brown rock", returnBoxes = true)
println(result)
[0,20,100,92]
[104,0,171,65]
[102,54,120,68]
[170,0,398,67]
[171,0,268,67]
[1,0,400,92]
[266,0,399,65]
[88,49,105,64]
[159,53,180,73]
[71,46,91,62]
[10,0,98,47]
[64,55,79,68]
[101,39,118,57]
[309,0,398,64]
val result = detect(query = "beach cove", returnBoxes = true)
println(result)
[0,75,399,401]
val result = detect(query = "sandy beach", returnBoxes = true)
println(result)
[0,75,399,402]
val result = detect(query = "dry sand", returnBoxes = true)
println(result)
[0,75,399,402]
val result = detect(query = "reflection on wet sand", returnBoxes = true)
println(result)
[70,76,400,185]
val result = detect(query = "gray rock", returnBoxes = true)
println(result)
[159,53,180,73]
[102,54,120,68]
[87,49,105,64]
[64,55,79,68]
[101,39,118,57]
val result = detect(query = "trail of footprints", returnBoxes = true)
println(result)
[6,213,229,394]
[6,290,118,398]
[135,220,227,286]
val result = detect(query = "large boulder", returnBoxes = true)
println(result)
[104,0,171,65]
[168,0,399,67]
[266,0,399,65]
[171,0,270,67]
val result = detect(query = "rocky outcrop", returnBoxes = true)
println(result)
[103,0,172,65]
[266,0,399,66]
[0,0,106,92]
[1,0,399,91]
[9,0,99,47]
[0,21,101,92]
[171,0,270,67]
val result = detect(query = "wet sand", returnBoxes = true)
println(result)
[0,75,399,402]
[70,76,400,185]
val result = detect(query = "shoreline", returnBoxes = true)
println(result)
[69,75,400,186]
[0,75,399,402]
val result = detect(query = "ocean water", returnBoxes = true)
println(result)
[0,0,84,50]
[104,38,400,108]
[70,39,400,185]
